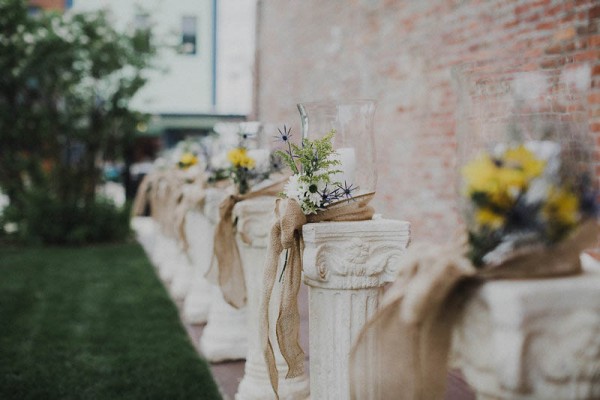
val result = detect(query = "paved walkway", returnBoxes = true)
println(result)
[179,285,475,400]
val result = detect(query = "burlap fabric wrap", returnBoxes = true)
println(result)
[260,193,376,399]
[349,220,599,400]
[132,173,153,217]
[205,179,288,309]
[134,170,207,251]
[173,179,207,251]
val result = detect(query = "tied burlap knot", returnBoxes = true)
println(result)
[131,173,153,217]
[205,179,288,309]
[260,194,376,399]
[172,179,207,252]
[349,220,599,400]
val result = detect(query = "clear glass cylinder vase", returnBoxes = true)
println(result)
[297,99,377,200]
[453,59,596,266]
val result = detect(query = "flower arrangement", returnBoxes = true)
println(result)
[227,146,256,194]
[275,126,357,215]
[203,127,283,194]
[177,152,199,170]
[462,141,596,267]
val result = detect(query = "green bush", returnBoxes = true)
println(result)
[13,190,131,245]
[0,0,154,246]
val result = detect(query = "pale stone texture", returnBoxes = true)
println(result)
[131,216,156,256]
[169,251,194,301]
[234,197,310,400]
[302,218,410,400]
[182,208,216,324]
[155,235,180,283]
[451,273,600,400]
[199,188,249,362]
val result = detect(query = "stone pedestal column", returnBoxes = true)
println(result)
[200,286,248,362]
[169,248,194,301]
[199,188,248,362]
[158,237,180,283]
[152,232,179,280]
[131,216,156,256]
[302,219,410,400]
[182,208,215,324]
[234,197,310,400]
[451,272,600,400]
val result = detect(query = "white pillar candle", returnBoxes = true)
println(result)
[331,147,356,186]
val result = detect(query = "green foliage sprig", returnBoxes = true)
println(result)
[275,128,357,215]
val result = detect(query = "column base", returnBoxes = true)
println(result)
[200,287,248,362]
[169,253,193,301]
[182,277,212,324]
[157,239,179,283]
[236,368,309,400]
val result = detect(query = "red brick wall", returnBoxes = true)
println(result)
[255,0,600,243]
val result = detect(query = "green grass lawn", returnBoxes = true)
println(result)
[0,243,222,400]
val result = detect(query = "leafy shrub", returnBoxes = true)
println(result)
[12,190,131,245]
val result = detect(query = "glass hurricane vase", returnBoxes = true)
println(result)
[297,99,377,201]
[452,59,595,266]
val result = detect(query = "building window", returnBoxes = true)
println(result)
[180,16,197,55]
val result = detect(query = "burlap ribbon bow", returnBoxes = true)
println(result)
[260,194,376,398]
[205,180,287,309]
[173,180,207,251]
[132,173,153,217]
[349,220,599,400]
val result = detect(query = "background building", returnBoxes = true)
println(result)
[71,0,256,156]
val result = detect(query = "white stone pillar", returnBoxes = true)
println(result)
[200,286,248,362]
[234,197,310,400]
[451,272,600,400]
[199,188,248,362]
[157,236,180,283]
[182,208,215,324]
[302,219,410,400]
[169,247,194,301]
[131,216,156,256]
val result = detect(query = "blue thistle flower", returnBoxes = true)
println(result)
[274,125,292,143]
[337,181,358,202]
[319,184,342,206]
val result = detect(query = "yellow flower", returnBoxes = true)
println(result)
[462,145,547,211]
[462,154,514,209]
[227,148,246,166]
[496,168,526,190]
[227,147,255,169]
[178,152,198,169]
[504,145,546,181]
[476,208,505,229]
[462,154,498,193]
[544,186,580,227]
[239,155,255,169]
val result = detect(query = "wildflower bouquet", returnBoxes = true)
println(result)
[275,126,357,215]
[462,141,596,267]
[216,129,283,195]
[177,152,198,170]
[227,146,256,194]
